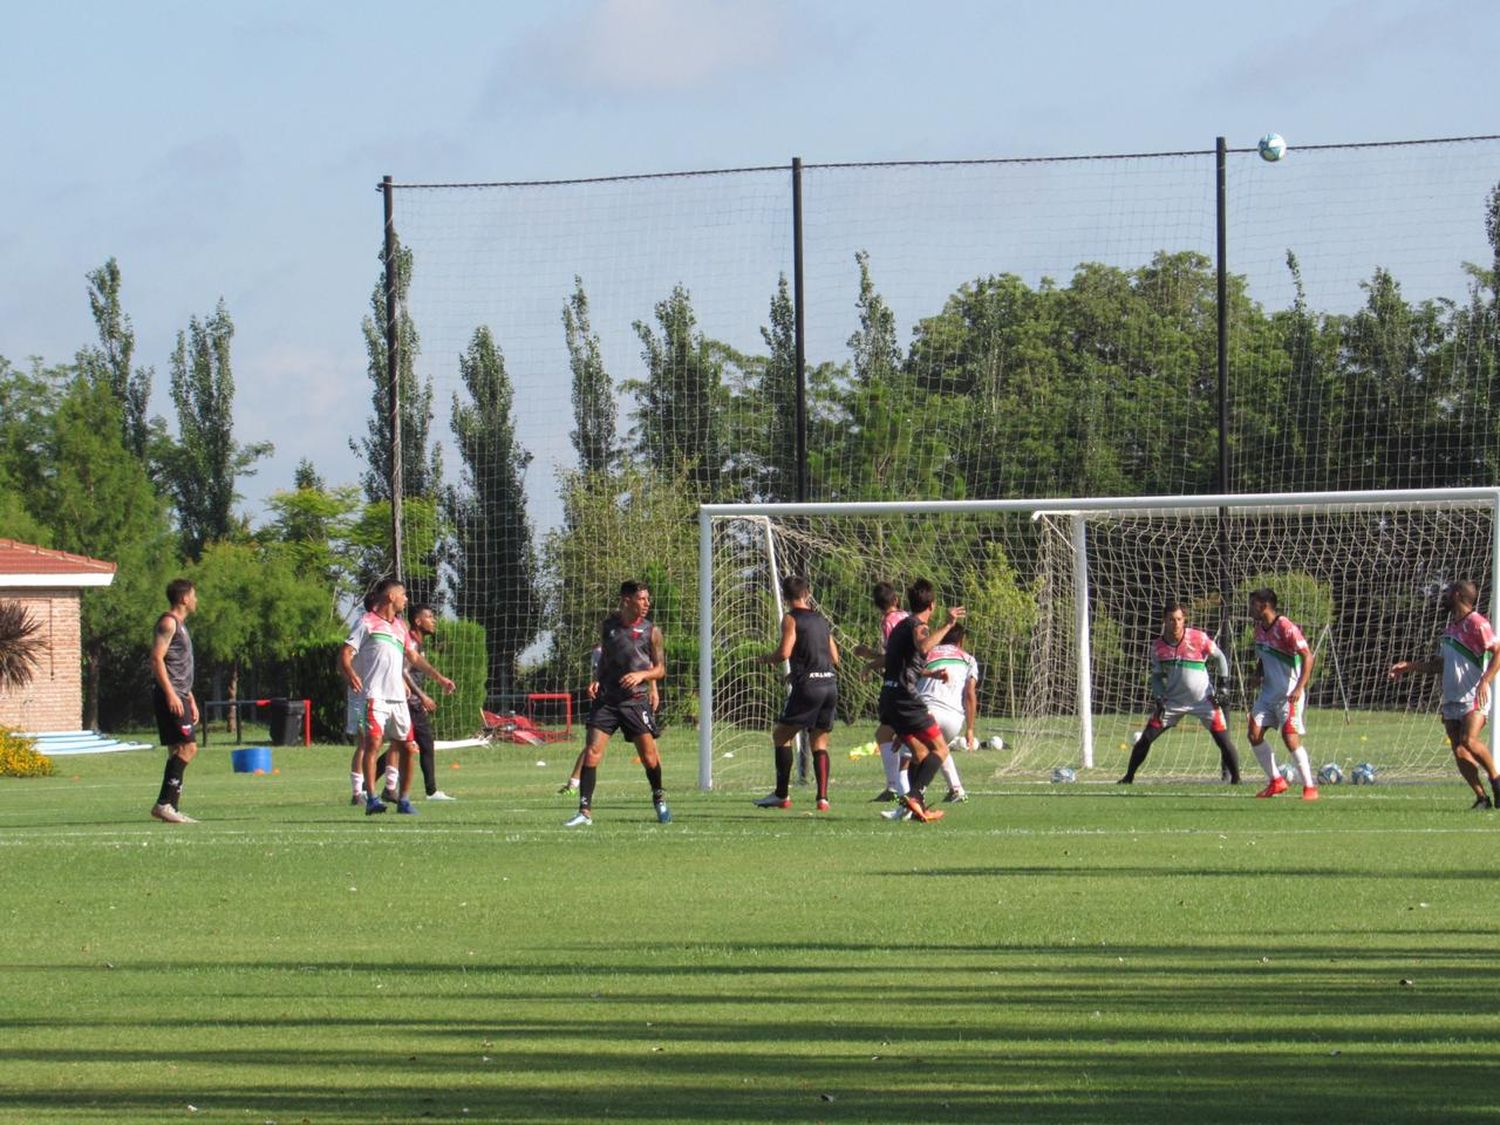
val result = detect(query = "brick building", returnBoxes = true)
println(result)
[0,540,116,732]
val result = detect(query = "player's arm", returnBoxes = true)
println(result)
[150,616,184,716]
[406,647,455,694]
[1290,646,1315,703]
[405,671,436,713]
[828,634,840,669]
[963,677,978,748]
[338,643,363,695]
[1147,654,1166,706]
[1477,638,1500,710]
[1388,654,1440,679]
[760,613,796,665]
[916,606,966,655]
[621,628,667,688]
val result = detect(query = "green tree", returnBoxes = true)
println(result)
[447,325,541,702]
[564,278,618,475]
[75,258,156,462]
[164,300,273,560]
[628,285,725,497]
[759,273,800,502]
[264,459,364,614]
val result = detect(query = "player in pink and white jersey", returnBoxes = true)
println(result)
[1117,602,1240,785]
[1389,580,1500,809]
[1246,588,1319,800]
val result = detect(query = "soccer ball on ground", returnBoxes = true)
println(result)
[987,735,1005,752]
[1352,762,1378,785]
[1317,763,1343,785]
[1279,763,1300,783]
[1258,132,1287,161]
[1051,766,1077,784]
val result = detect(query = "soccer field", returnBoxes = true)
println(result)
[1,740,1495,1124]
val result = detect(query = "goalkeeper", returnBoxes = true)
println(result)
[1118,601,1241,784]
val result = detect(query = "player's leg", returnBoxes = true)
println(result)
[630,727,671,823]
[809,726,832,810]
[1246,704,1285,796]
[934,712,967,800]
[1280,700,1316,799]
[757,721,801,808]
[560,748,586,795]
[348,744,366,805]
[380,745,400,802]
[361,700,389,814]
[1447,716,1494,806]
[1119,712,1166,784]
[903,721,949,820]
[873,722,901,800]
[150,687,197,822]
[1207,706,1240,783]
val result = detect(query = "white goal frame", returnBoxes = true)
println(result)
[698,488,1500,790]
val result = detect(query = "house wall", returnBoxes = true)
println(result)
[0,588,83,732]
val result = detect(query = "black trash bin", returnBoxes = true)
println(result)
[268,698,305,746]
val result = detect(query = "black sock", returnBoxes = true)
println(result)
[579,765,597,811]
[774,744,794,798]
[1211,730,1241,782]
[909,753,943,801]
[644,761,664,802]
[157,754,187,808]
[813,749,830,801]
[1123,732,1156,781]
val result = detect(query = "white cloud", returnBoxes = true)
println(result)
[491,0,795,105]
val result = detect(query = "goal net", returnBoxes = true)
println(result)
[699,490,1500,788]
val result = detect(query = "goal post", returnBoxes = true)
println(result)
[699,488,1500,790]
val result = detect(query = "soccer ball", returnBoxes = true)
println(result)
[1279,763,1300,783]
[987,735,1005,752]
[1258,132,1287,162]
[1051,766,1077,784]
[1352,762,1378,785]
[1317,763,1343,785]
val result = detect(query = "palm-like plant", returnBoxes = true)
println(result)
[0,601,46,692]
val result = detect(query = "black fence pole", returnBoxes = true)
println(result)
[382,174,404,582]
[792,157,809,504]
[1215,138,1233,655]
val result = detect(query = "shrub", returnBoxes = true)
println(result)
[0,726,53,778]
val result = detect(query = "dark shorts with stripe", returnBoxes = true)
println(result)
[779,675,838,731]
[152,685,197,748]
[587,696,660,740]
[878,686,939,741]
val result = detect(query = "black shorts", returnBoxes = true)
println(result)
[878,687,938,739]
[587,696,660,741]
[779,677,837,731]
[152,686,197,748]
[408,700,435,755]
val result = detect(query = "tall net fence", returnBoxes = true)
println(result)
[385,137,1500,758]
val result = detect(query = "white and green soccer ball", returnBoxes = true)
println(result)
[1258,132,1287,161]
[1352,762,1378,785]
[1051,766,1077,784]
[987,735,1005,752]
[1317,763,1343,785]
[1279,763,1300,783]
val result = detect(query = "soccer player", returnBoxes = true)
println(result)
[916,620,978,801]
[403,603,457,801]
[1389,579,1500,809]
[564,580,671,827]
[876,578,965,823]
[1246,588,1318,800]
[852,581,909,801]
[559,646,658,796]
[149,578,200,824]
[754,575,840,812]
[339,578,451,815]
[1117,601,1241,785]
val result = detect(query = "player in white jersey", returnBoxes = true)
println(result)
[1246,588,1318,801]
[1389,580,1500,809]
[916,622,977,802]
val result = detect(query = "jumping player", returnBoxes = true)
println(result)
[754,575,840,811]
[1246,588,1318,800]
[564,580,671,827]
[1389,580,1500,809]
[916,621,978,802]
[876,579,965,823]
[852,581,909,801]
[1118,602,1241,784]
[149,578,200,824]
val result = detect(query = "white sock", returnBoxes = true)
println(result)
[1251,741,1278,781]
[1292,747,1314,788]
[895,767,911,797]
[350,771,364,796]
[878,741,900,788]
[940,755,963,792]
[383,764,399,790]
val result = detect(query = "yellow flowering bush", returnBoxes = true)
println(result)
[0,726,53,778]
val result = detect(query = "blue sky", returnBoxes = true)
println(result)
[3,0,1496,517]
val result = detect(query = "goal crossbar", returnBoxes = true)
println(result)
[698,488,1500,789]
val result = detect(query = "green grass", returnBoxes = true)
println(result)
[1,735,1495,1123]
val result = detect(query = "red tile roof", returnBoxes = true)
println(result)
[0,539,117,578]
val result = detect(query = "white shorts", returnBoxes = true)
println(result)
[361,696,412,743]
[1250,693,1304,738]
[931,708,966,745]
[1149,699,1226,734]
[1441,700,1486,723]
[345,690,363,736]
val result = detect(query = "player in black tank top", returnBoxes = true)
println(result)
[874,578,966,823]
[149,578,201,823]
[754,576,841,811]
[565,580,672,827]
